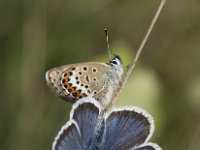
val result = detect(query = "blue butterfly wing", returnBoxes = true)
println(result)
[52,120,82,150]
[134,143,161,150]
[102,106,154,150]
[134,146,156,150]
[70,97,104,149]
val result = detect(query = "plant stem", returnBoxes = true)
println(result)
[112,0,166,105]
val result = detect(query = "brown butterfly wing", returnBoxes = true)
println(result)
[46,64,76,102]
[46,62,112,103]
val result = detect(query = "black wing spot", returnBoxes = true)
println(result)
[92,68,97,73]
[72,92,78,97]
[83,67,88,71]
[85,76,90,82]
[72,86,77,91]
[62,79,65,83]
[64,84,68,88]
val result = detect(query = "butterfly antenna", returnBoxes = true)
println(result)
[104,27,112,60]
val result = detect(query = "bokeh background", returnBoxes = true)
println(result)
[1,0,200,149]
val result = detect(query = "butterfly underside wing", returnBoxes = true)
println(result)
[46,55,123,107]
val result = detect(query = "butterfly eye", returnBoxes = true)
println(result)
[111,60,117,65]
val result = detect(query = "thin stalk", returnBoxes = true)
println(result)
[112,0,166,105]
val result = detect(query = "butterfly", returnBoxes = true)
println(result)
[52,97,161,150]
[45,55,123,107]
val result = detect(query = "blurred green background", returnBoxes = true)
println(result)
[1,0,200,149]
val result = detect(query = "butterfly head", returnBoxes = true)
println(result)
[109,54,123,78]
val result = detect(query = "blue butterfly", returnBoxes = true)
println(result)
[52,97,161,150]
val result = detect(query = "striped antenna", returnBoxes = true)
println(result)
[104,27,112,60]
